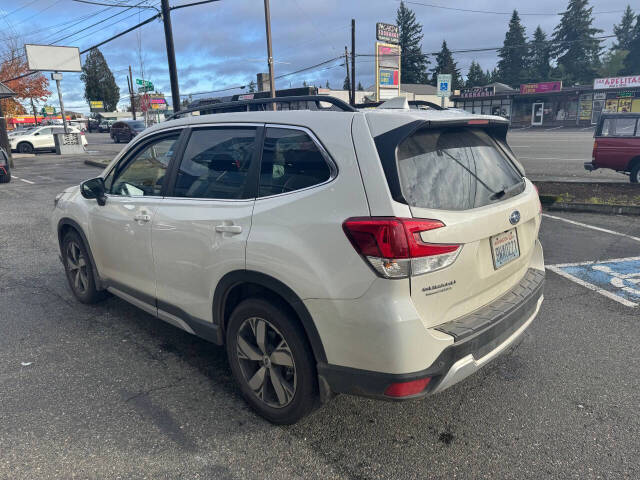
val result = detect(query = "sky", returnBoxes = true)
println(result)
[0,0,634,114]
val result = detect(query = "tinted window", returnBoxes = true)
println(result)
[397,128,523,211]
[111,135,179,196]
[259,128,331,197]
[173,128,256,199]
[127,121,146,130]
[615,118,637,136]
[38,128,52,136]
[600,118,613,136]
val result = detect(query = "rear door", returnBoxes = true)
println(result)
[152,124,260,323]
[387,123,540,327]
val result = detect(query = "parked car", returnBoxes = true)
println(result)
[0,147,10,183]
[98,121,113,133]
[110,120,146,143]
[52,98,544,424]
[9,125,87,154]
[584,112,640,183]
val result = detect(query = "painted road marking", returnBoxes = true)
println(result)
[11,175,35,185]
[543,213,640,243]
[545,126,564,131]
[519,157,586,161]
[547,257,640,307]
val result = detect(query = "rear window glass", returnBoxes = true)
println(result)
[396,128,523,210]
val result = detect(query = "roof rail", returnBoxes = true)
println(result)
[354,99,445,111]
[167,95,357,120]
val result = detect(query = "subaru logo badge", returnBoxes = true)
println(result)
[509,210,521,225]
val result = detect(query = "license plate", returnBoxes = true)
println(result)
[491,228,520,269]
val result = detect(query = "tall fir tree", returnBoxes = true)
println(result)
[612,5,636,51]
[465,61,487,87]
[396,1,429,83]
[528,26,552,82]
[357,81,364,91]
[342,75,350,90]
[551,0,602,85]
[486,68,498,83]
[622,15,640,74]
[80,48,120,111]
[496,10,529,88]
[429,41,461,89]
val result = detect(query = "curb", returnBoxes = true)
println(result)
[84,159,109,169]
[543,202,640,216]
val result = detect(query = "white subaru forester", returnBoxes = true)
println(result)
[52,98,544,424]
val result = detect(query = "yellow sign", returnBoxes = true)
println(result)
[604,99,619,112]
[618,98,632,113]
[632,99,640,113]
[44,106,55,115]
[89,100,104,109]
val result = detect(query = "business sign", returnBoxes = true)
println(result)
[377,43,400,69]
[42,106,56,115]
[519,81,562,94]
[459,86,495,98]
[437,74,452,97]
[594,75,640,90]
[376,22,399,44]
[25,44,81,72]
[379,69,399,87]
[150,95,167,110]
[89,100,104,112]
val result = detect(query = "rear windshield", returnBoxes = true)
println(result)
[127,121,146,130]
[396,127,523,210]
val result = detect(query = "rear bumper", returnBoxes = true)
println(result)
[318,268,545,400]
[584,162,597,171]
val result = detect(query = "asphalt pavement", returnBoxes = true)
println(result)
[1,144,639,479]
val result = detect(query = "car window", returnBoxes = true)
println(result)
[600,118,613,136]
[259,127,331,197]
[614,118,637,136]
[173,127,256,199]
[110,135,179,197]
[38,128,52,136]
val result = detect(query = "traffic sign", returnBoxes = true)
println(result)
[437,74,452,97]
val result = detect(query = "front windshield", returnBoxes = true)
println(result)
[128,121,146,130]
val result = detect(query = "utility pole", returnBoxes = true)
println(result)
[351,19,356,106]
[263,0,276,110]
[0,101,12,168]
[128,65,136,120]
[30,98,38,127]
[344,46,351,104]
[52,72,68,134]
[161,0,180,113]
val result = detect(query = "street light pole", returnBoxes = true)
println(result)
[263,0,276,110]
[161,0,181,113]
[52,72,68,134]
[351,19,356,106]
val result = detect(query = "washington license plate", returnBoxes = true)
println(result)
[491,228,520,269]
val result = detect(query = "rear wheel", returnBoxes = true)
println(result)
[113,135,119,143]
[226,298,318,424]
[62,231,107,304]
[630,163,640,184]
[18,142,34,154]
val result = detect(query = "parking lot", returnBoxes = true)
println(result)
[1,143,639,479]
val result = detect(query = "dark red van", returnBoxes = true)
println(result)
[584,113,640,183]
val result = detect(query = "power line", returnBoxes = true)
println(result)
[403,0,626,16]
[71,0,157,8]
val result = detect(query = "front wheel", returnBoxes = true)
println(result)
[62,231,107,304]
[226,298,319,424]
[630,163,640,184]
[18,142,34,154]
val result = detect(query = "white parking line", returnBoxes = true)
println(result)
[11,175,35,185]
[519,157,586,161]
[542,213,640,243]
[545,126,564,131]
[509,145,531,148]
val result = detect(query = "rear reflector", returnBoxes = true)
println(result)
[343,217,461,278]
[384,377,431,397]
[467,119,489,125]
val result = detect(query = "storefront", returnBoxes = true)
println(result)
[452,75,640,127]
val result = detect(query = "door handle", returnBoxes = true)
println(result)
[215,224,242,234]
[134,213,151,223]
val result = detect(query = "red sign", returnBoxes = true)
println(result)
[519,81,562,94]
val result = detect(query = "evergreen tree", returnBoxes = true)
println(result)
[612,5,635,51]
[396,1,429,83]
[486,69,497,83]
[622,16,640,74]
[429,41,461,89]
[248,80,256,93]
[528,26,552,82]
[600,50,628,76]
[497,10,529,88]
[551,0,602,85]
[342,75,350,90]
[325,80,330,89]
[302,80,308,87]
[80,48,120,111]
[465,61,487,87]
[357,81,364,91]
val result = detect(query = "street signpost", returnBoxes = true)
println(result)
[437,74,452,107]
[136,79,154,92]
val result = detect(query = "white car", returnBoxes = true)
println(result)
[10,125,87,153]
[51,98,544,424]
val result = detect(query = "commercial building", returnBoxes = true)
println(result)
[452,74,640,127]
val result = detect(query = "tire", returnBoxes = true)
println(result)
[0,173,10,183]
[113,135,119,143]
[630,163,640,184]
[61,231,107,304]
[17,142,34,154]
[226,298,319,424]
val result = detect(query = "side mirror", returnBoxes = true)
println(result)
[81,177,107,206]
[34,132,39,136]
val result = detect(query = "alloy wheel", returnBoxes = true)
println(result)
[66,241,89,295]
[236,317,297,408]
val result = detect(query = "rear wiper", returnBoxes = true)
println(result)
[490,180,524,200]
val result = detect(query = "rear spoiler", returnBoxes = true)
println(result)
[373,117,511,205]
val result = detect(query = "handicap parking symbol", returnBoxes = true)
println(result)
[440,82,448,92]
[548,256,640,307]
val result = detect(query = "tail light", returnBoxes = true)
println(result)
[342,217,461,279]
[592,141,597,163]
[384,377,431,397]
